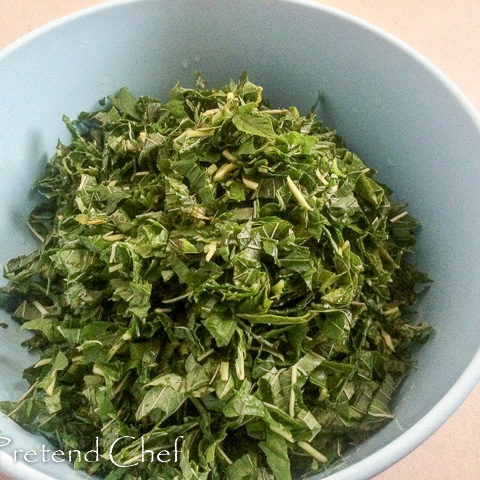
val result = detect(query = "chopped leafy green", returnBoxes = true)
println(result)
[0,74,430,480]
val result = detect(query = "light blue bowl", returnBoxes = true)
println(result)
[1,1,480,479]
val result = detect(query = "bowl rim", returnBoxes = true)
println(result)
[1,1,480,479]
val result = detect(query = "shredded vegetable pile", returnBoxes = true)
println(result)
[0,75,430,480]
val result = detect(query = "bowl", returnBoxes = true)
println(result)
[1,1,480,479]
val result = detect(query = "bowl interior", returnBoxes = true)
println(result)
[1,1,480,479]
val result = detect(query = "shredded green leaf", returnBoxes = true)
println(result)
[0,74,431,480]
